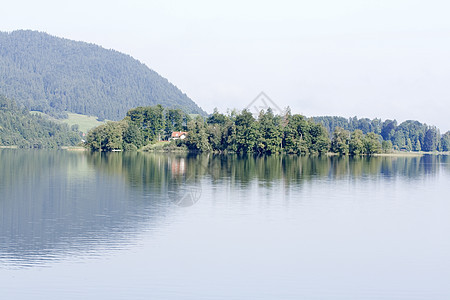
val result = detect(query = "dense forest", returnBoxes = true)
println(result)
[86,105,189,151]
[0,95,80,148]
[85,105,450,154]
[0,30,205,120]
[313,116,448,152]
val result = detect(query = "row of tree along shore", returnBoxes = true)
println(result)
[85,104,450,155]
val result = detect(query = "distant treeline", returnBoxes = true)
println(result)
[0,95,80,148]
[313,116,449,152]
[85,105,450,154]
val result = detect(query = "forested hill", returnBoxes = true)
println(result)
[0,95,80,148]
[0,30,205,120]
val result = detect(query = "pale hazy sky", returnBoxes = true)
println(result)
[2,0,450,131]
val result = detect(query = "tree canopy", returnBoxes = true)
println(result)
[313,116,445,152]
[0,95,81,148]
[86,105,449,154]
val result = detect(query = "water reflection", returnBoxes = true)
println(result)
[0,150,172,267]
[88,152,449,187]
[0,150,449,267]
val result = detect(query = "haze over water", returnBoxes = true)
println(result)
[1,150,449,299]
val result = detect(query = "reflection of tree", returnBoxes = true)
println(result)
[0,150,171,267]
[85,152,173,192]
[1,150,448,267]
[87,152,448,191]
[0,149,85,190]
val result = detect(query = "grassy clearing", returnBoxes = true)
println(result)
[142,141,170,151]
[31,111,107,134]
[62,113,106,133]
[142,141,187,152]
[60,146,87,151]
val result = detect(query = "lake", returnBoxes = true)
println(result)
[0,150,449,299]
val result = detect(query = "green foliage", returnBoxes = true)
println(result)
[126,105,166,142]
[0,30,205,120]
[394,120,426,151]
[123,123,144,149]
[341,130,383,155]
[186,116,211,152]
[206,123,224,151]
[331,127,350,155]
[423,126,440,152]
[313,116,382,135]
[0,95,81,148]
[349,130,365,155]
[441,131,450,152]
[257,108,283,154]
[363,132,382,154]
[235,110,258,153]
[85,104,447,155]
[282,114,310,155]
[381,120,397,141]
[313,116,442,152]
[308,123,330,154]
[87,104,188,151]
[382,140,393,153]
[165,108,184,138]
[224,119,237,153]
[86,121,128,151]
[207,108,227,125]
[283,125,299,154]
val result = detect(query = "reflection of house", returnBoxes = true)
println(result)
[171,131,188,140]
[171,158,186,175]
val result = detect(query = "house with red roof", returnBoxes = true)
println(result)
[171,131,188,140]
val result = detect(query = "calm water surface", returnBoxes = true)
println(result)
[0,150,449,299]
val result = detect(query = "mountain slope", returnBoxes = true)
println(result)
[0,95,80,148]
[0,30,205,120]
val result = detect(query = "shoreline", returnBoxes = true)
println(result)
[374,151,449,157]
[2,146,449,156]
[61,146,87,151]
